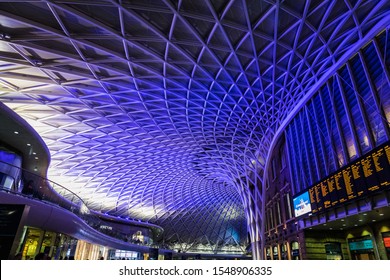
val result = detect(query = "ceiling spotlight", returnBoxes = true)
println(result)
[27,143,31,146]
[14,131,19,134]
[379,213,384,216]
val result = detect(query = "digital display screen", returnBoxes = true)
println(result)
[293,191,312,217]
[349,239,373,251]
[292,141,390,216]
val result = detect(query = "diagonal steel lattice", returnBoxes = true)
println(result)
[0,0,389,257]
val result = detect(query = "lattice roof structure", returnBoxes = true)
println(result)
[0,0,389,257]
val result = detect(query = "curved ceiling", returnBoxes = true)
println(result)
[0,0,389,249]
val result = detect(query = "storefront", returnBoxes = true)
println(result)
[325,242,343,260]
[291,241,300,260]
[381,232,390,259]
[18,227,77,259]
[348,236,375,260]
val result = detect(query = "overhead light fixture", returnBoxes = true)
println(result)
[27,143,31,146]
[14,131,19,134]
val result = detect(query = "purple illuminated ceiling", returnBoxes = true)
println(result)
[0,0,389,250]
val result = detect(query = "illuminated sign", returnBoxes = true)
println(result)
[293,191,312,217]
[293,141,390,216]
[349,239,373,251]
[384,237,390,248]
[99,225,113,230]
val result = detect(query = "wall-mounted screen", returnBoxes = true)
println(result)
[293,191,312,217]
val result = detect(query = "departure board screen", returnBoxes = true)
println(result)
[293,141,390,217]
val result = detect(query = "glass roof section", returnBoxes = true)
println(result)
[0,0,389,254]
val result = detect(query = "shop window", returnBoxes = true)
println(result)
[348,235,376,260]
[276,201,282,225]
[271,159,277,180]
[325,242,343,260]
[381,232,390,260]
[281,243,288,260]
[266,247,271,260]
[285,193,292,220]
[291,241,300,260]
[273,245,279,260]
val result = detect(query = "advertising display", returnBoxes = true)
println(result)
[348,236,375,260]
[293,191,312,217]
[292,141,390,217]
[349,239,374,251]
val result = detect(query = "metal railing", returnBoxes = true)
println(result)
[0,160,158,247]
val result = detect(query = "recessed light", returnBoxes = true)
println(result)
[343,224,346,226]
[359,219,363,222]
[341,219,344,221]
[35,157,39,160]
[27,143,31,146]
[34,167,38,171]
[32,152,36,155]
[329,228,333,230]
[340,228,343,230]
[354,224,358,226]
[14,131,19,134]
[363,213,367,216]
[323,224,327,226]
[379,213,384,216]
[372,220,376,222]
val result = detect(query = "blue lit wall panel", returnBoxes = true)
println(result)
[286,30,390,195]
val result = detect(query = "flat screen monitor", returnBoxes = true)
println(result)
[293,191,312,217]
